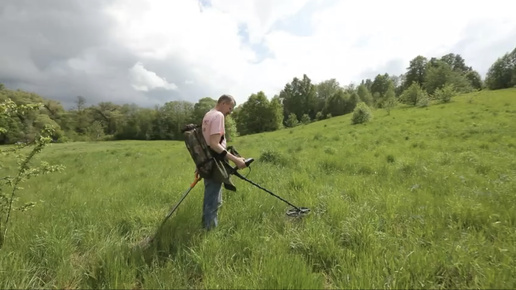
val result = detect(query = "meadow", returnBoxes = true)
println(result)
[1,89,515,289]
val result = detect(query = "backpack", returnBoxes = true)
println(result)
[182,123,237,191]
[182,124,215,178]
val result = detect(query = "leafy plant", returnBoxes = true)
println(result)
[434,84,456,103]
[351,102,373,124]
[0,98,65,249]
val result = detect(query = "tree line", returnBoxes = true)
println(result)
[1,47,515,145]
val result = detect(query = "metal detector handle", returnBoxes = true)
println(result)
[232,158,254,172]
[245,158,255,167]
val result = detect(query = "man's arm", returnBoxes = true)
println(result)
[208,133,246,168]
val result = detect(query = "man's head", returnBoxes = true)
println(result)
[216,94,236,116]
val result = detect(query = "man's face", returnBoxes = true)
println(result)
[222,101,234,116]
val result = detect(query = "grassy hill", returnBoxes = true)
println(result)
[1,89,515,289]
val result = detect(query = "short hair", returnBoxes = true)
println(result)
[218,94,235,106]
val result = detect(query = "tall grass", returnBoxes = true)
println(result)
[1,89,515,289]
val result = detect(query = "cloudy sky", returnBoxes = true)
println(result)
[1,0,515,109]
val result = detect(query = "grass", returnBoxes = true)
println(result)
[1,88,515,289]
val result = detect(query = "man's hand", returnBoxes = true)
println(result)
[234,157,247,169]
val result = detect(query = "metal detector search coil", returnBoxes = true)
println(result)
[231,158,310,217]
[286,207,311,217]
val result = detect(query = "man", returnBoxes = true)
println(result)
[201,94,247,230]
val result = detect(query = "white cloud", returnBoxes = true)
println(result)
[104,0,516,104]
[2,0,515,107]
[129,62,178,91]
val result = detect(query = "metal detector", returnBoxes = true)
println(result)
[138,156,309,248]
[230,158,311,217]
[138,174,201,248]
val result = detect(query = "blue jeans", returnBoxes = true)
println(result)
[202,177,222,230]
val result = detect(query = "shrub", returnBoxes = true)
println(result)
[285,113,299,128]
[400,82,429,106]
[259,149,287,166]
[434,84,456,103]
[300,114,311,124]
[351,102,373,125]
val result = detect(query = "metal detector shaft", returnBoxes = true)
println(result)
[156,174,201,232]
[139,174,201,247]
[232,168,302,211]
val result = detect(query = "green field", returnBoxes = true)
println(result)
[1,89,515,289]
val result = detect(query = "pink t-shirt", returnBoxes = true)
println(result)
[202,109,226,149]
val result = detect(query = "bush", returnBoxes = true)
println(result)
[300,114,311,124]
[285,113,299,128]
[259,149,287,166]
[351,102,373,125]
[434,84,456,103]
[400,82,429,106]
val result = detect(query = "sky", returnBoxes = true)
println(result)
[1,0,515,109]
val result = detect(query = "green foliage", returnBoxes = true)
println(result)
[485,47,516,90]
[382,85,397,115]
[465,70,484,90]
[259,149,288,166]
[280,74,317,121]
[324,89,355,117]
[424,59,473,95]
[351,102,372,124]
[434,84,456,103]
[371,73,394,107]
[1,47,515,146]
[357,83,374,106]
[0,99,64,249]
[87,121,105,141]
[285,113,299,127]
[192,97,216,125]
[224,115,238,142]
[1,89,516,288]
[440,53,470,73]
[400,82,429,106]
[234,91,282,135]
[300,114,311,124]
[403,55,428,89]
[315,79,341,114]
[315,111,325,121]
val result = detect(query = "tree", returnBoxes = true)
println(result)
[269,96,284,130]
[224,115,238,142]
[235,91,282,135]
[465,70,483,90]
[424,60,472,95]
[153,101,193,140]
[192,97,216,125]
[404,56,428,89]
[440,53,471,73]
[323,89,349,117]
[357,83,374,106]
[90,102,124,136]
[0,87,65,143]
[72,96,91,135]
[370,73,394,107]
[316,79,341,114]
[400,82,428,106]
[485,47,516,90]
[279,74,318,121]
[383,84,397,115]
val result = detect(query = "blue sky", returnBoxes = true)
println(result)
[1,0,515,108]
